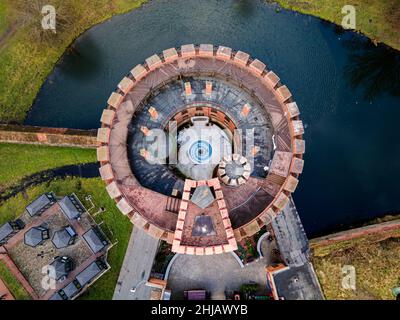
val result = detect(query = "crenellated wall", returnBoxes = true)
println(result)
[97,44,306,248]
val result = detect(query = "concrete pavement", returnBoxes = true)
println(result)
[113,227,159,300]
[167,253,268,300]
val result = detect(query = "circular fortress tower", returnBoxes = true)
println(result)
[97,44,305,255]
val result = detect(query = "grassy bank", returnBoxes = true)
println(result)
[0,0,147,124]
[311,228,400,300]
[275,0,400,51]
[0,2,7,35]
[0,261,31,300]
[0,143,96,189]
[0,177,133,300]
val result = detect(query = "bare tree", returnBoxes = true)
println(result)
[13,0,79,44]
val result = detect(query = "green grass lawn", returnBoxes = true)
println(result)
[275,0,400,51]
[0,1,7,35]
[0,177,133,300]
[0,0,147,124]
[0,143,96,189]
[0,261,31,300]
[311,228,400,300]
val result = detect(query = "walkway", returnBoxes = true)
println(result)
[167,253,268,300]
[0,124,97,148]
[0,278,14,300]
[311,218,400,247]
[271,197,310,267]
[113,227,159,300]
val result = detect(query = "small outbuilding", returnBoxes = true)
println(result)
[83,228,109,253]
[24,226,50,248]
[52,226,77,249]
[184,290,207,300]
[49,291,65,300]
[26,193,56,217]
[0,220,23,245]
[61,281,81,299]
[75,259,107,287]
[0,222,16,245]
[48,256,75,281]
[59,194,85,220]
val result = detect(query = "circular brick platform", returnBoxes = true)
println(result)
[97,44,305,250]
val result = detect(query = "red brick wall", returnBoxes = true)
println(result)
[0,125,97,148]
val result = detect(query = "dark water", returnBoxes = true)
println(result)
[25,0,400,236]
[0,163,100,202]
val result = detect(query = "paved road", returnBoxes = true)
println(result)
[167,253,268,300]
[113,227,159,300]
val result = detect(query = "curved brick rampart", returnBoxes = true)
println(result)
[97,44,305,248]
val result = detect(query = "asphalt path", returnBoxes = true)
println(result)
[113,227,159,300]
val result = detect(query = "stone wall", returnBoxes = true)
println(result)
[310,218,400,248]
[0,124,97,148]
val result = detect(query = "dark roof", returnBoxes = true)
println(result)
[59,195,84,220]
[49,292,64,301]
[26,193,55,217]
[273,263,324,300]
[186,290,207,300]
[83,228,108,253]
[24,226,49,247]
[62,281,80,299]
[271,197,310,267]
[0,222,14,243]
[52,226,77,249]
[49,257,74,281]
[75,261,102,287]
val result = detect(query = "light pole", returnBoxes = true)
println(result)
[130,280,147,293]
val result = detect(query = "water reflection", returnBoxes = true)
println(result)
[343,38,400,100]
[332,24,345,36]
[233,0,256,17]
[59,35,103,80]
